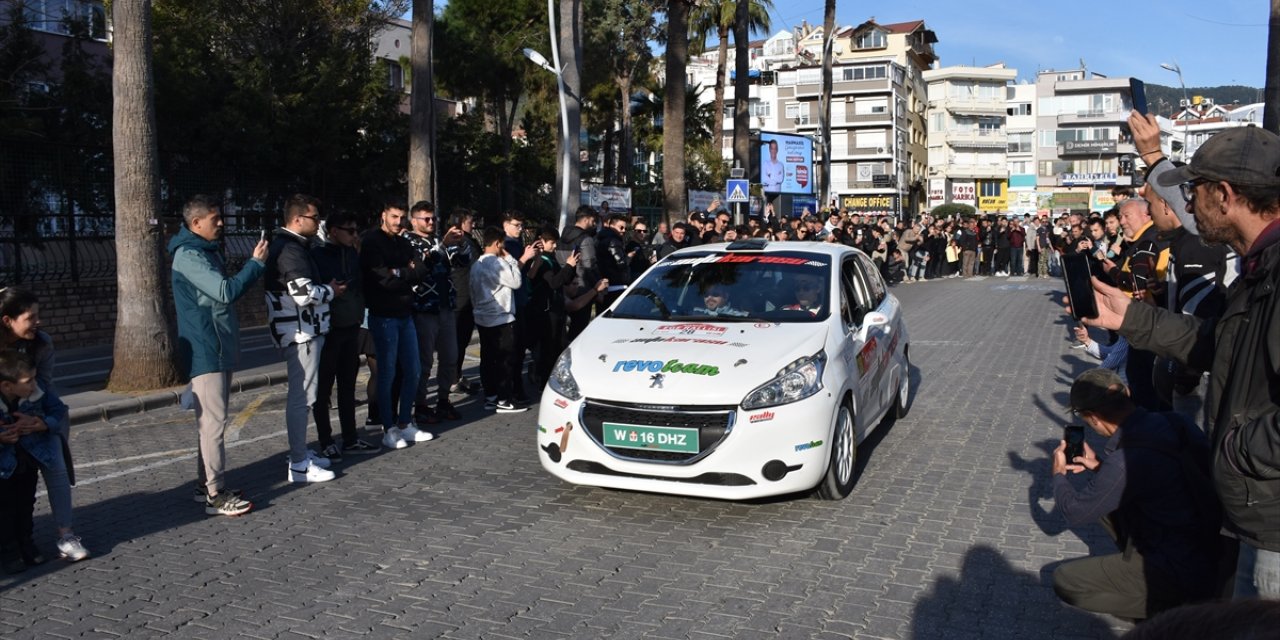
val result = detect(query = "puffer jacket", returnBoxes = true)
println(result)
[0,385,68,479]
[263,228,332,347]
[1122,222,1280,550]
[167,227,265,377]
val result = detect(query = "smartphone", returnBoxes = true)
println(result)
[259,228,269,243]
[1061,253,1099,320]
[1129,78,1148,116]
[1064,425,1085,464]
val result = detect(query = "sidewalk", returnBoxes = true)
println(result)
[59,326,289,426]
[58,326,485,426]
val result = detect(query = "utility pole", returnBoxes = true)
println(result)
[1265,0,1280,133]
[732,0,751,224]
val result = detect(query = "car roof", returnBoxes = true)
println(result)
[664,240,867,262]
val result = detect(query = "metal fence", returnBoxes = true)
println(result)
[0,138,367,285]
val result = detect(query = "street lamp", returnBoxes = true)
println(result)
[522,4,571,232]
[1160,61,1190,160]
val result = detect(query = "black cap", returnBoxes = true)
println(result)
[1156,126,1280,189]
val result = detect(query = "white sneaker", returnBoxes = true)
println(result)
[400,424,435,443]
[382,427,407,450]
[288,461,335,483]
[56,534,90,562]
[306,450,332,469]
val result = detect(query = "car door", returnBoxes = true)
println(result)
[839,257,881,437]
[853,254,896,416]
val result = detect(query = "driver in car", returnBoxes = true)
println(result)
[782,274,824,316]
[692,285,746,317]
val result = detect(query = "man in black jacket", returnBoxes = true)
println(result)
[264,194,342,483]
[596,214,630,307]
[405,201,464,425]
[360,201,433,451]
[558,206,599,342]
[311,211,377,459]
[1078,125,1280,599]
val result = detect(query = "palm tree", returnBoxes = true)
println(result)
[663,0,692,223]
[109,0,181,390]
[689,0,772,148]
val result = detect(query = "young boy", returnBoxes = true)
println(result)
[0,350,86,572]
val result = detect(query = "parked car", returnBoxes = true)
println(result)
[537,239,911,500]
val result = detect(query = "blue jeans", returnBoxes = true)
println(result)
[1235,541,1280,599]
[368,315,420,430]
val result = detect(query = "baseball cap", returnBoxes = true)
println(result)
[1068,368,1127,414]
[1156,126,1280,189]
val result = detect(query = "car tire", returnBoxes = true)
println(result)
[894,350,911,419]
[816,402,856,500]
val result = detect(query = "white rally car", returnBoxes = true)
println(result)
[537,239,911,500]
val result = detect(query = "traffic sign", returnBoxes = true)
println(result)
[726,179,749,203]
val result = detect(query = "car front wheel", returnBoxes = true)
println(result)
[816,402,856,500]
[894,350,911,419]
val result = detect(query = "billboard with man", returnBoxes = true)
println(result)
[759,132,813,196]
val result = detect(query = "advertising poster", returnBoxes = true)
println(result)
[585,185,633,212]
[760,132,814,195]
[951,181,976,207]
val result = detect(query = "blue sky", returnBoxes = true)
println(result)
[760,0,1267,88]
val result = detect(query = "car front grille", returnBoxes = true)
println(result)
[580,399,737,464]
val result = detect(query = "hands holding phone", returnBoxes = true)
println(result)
[1054,438,1098,475]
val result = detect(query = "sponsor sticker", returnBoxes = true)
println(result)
[611,358,720,376]
[554,398,569,409]
[749,411,775,423]
[654,323,727,336]
[794,440,824,452]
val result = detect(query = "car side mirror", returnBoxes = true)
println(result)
[864,312,889,328]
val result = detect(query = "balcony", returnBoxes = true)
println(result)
[939,164,1008,180]
[1057,110,1128,125]
[944,131,1007,149]
[938,98,1006,116]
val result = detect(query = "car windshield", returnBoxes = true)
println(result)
[610,251,831,322]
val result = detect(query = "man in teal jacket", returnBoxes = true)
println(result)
[168,195,267,517]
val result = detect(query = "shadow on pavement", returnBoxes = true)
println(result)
[911,544,1123,639]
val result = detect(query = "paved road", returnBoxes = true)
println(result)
[1,276,1132,639]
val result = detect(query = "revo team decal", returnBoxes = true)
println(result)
[612,359,720,376]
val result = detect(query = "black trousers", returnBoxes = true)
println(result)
[0,449,38,553]
[313,324,360,447]
[528,309,567,385]
[453,303,475,381]
[478,322,516,402]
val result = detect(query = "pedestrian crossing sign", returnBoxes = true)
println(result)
[726,179,749,203]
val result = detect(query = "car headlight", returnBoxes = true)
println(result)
[741,350,826,410]
[547,349,581,400]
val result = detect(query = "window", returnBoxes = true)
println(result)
[853,96,888,116]
[750,100,771,118]
[855,130,886,150]
[1007,132,1032,153]
[1008,160,1033,175]
[980,181,1002,197]
[387,59,404,91]
[841,65,887,82]
[23,0,107,40]
[1039,130,1057,148]
[785,102,811,125]
[1007,103,1032,116]
[978,117,1001,136]
[855,29,887,49]
[929,112,944,133]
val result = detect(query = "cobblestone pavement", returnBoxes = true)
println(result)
[1,276,1131,639]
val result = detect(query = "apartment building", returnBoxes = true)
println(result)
[1034,68,1142,213]
[922,64,1017,214]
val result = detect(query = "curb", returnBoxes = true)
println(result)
[68,366,290,426]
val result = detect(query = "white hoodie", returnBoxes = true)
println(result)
[469,252,522,327]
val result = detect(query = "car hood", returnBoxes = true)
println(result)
[568,318,829,405]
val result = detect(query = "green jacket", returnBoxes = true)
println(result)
[168,227,265,378]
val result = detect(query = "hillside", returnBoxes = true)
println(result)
[1144,83,1263,117]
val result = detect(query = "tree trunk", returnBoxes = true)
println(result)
[663,0,689,223]
[819,0,835,209]
[108,0,180,391]
[619,71,633,186]
[408,0,436,206]
[560,0,583,218]
[712,24,729,152]
[603,127,615,185]
[732,0,750,199]
[1266,0,1280,133]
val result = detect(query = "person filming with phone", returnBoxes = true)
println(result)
[1051,368,1226,622]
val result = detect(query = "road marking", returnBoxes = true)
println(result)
[41,430,286,494]
[227,395,268,442]
[75,447,198,469]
